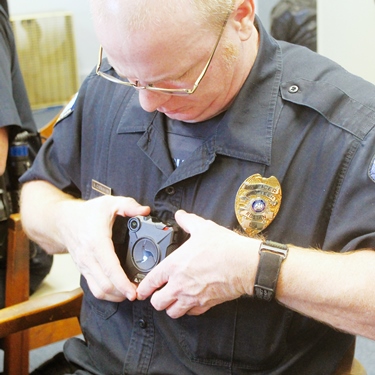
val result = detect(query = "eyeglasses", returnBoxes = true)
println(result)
[95,12,230,96]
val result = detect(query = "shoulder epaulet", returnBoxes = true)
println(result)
[56,92,78,124]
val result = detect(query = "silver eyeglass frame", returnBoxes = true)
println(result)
[95,12,231,96]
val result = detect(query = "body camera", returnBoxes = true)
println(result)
[123,216,188,283]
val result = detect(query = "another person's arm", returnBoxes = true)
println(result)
[0,127,8,175]
[20,180,151,302]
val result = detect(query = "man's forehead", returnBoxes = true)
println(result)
[91,0,200,29]
[96,0,212,66]
[104,24,213,82]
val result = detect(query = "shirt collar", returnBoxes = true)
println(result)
[117,16,282,166]
[214,16,282,165]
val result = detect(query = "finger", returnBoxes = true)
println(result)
[157,290,200,319]
[92,237,137,300]
[82,258,137,302]
[149,282,178,311]
[136,260,170,300]
[164,301,190,319]
[84,273,127,302]
[175,209,205,235]
[114,197,151,218]
[79,257,127,302]
[72,234,136,301]
[166,299,216,319]
[186,305,211,316]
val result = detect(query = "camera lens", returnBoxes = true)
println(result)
[132,238,159,271]
[128,217,141,232]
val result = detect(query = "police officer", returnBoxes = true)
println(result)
[20,0,375,374]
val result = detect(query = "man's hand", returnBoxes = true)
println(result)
[21,180,150,303]
[137,210,260,318]
[56,194,150,302]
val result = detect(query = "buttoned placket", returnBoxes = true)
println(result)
[123,300,155,375]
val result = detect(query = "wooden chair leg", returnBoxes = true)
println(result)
[4,214,30,375]
[3,331,29,375]
[0,215,82,374]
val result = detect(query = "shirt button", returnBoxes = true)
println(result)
[138,319,147,329]
[165,186,175,195]
[288,85,299,93]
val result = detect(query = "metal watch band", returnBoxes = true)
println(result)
[254,240,288,302]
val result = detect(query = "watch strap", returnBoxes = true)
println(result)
[254,240,288,302]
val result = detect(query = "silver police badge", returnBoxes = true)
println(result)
[235,174,282,236]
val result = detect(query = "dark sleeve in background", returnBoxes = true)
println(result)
[0,0,8,16]
[0,0,52,309]
[270,0,317,52]
[0,1,41,155]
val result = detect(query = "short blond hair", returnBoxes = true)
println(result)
[193,0,235,32]
[90,0,235,34]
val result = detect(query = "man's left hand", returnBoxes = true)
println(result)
[137,210,260,318]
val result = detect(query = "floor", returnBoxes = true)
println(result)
[356,336,375,374]
[0,338,65,372]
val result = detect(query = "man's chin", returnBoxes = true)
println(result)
[162,111,198,123]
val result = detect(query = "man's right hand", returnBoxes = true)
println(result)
[21,180,150,302]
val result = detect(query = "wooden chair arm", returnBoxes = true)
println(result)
[5,213,29,307]
[0,287,83,338]
[38,110,61,141]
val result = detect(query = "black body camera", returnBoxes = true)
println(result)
[122,216,188,283]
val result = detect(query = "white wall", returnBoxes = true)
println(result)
[254,0,279,32]
[9,0,98,83]
[317,0,375,84]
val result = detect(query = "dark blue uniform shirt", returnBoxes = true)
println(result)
[21,18,375,375]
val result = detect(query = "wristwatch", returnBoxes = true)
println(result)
[254,240,289,302]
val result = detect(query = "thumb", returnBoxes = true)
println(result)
[175,209,203,235]
[114,197,151,218]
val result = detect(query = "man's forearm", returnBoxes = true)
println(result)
[21,179,151,301]
[20,180,79,254]
[276,246,375,339]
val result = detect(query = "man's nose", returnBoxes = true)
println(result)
[138,89,172,112]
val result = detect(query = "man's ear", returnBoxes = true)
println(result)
[232,0,255,41]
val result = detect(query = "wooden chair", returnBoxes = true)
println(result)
[0,214,83,375]
[38,107,63,141]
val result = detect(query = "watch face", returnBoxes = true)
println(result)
[132,238,159,272]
